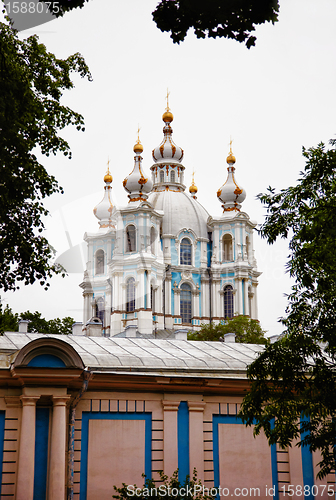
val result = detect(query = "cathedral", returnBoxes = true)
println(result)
[79,101,261,336]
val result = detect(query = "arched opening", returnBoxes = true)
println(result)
[223,234,233,262]
[150,226,156,255]
[180,238,192,265]
[126,278,135,312]
[95,297,105,326]
[126,225,136,253]
[170,170,175,183]
[224,285,234,319]
[159,170,164,183]
[180,283,192,324]
[95,249,105,275]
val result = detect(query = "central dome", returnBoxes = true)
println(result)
[148,190,209,239]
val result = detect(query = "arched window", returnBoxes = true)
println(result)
[95,249,104,275]
[224,285,234,319]
[95,297,105,326]
[223,234,233,262]
[150,226,156,255]
[180,283,192,324]
[180,238,192,265]
[126,278,135,312]
[170,170,175,183]
[160,170,164,183]
[126,225,136,253]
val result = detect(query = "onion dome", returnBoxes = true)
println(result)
[93,163,115,228]
[217,143,246,212]
[189,171,198,199]
[123,133,153,203]
[152,100,183,164]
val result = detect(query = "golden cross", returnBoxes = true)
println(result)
[229,136,233,153]
[107,156,111,173]
[137,125,141,142]
[166,88,170,111]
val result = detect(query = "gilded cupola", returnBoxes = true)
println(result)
[93,161,115,228]
[123,130,153,203]
[152,92,184,165]
[217,141,246,212]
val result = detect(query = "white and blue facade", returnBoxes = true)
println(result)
[80,107,261,336]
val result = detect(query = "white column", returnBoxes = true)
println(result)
[16,396,39,500]
[244,279,249,316]
[236,278,243,315]
[253,283,259,319]
[174,289,180,317]
[192,289,200,319]
[48,396,71,500]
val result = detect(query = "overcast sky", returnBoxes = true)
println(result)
[2,0,336,336]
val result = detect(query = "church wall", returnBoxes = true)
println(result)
[0,383,332,499]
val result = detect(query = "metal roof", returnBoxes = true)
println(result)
[0,333,264,378]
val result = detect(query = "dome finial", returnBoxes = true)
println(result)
[133,125,144,153]
[189,170,198,198]
[104,157,113,183]
[227,137,236,164]
[162,89,173,123]
[166,88,170,111]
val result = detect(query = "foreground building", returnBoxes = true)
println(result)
[0,330,332,500]
[80,103,261,336]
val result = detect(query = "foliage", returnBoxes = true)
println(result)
[0,303,74,334]
[0,303,19,334]
[39,0,279,48]
[188,315,267,344]
[20,311,74,335]
[239,139,336,479]
[152,0,279,48]
[0,21,91,292]
[113,469,215,500]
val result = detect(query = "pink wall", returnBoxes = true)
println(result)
[87,419,146,500]
[218,423,273,499]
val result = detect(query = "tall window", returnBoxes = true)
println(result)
[95,297,105,326]
[160,170,164,183]
[223,234,233,262]
[126,278,135,312]
[95,249,104,275]
[126,225,136,253]
[170,170,175,183]
[150,226,156,254]
[180,238,192,265]
[180,283,192,324]
[224,285,234,319]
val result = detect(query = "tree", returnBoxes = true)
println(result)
[113,469,215,500]
[20,311,75,335]
[152,0,279,48]
[188,315,267,344]
[23,0,279,49]
[0,21,91,292]
[0,303,18,333]
[239,139,336,479]
[0,303,75,334]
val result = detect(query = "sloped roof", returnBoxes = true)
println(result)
[0,333,263,378]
